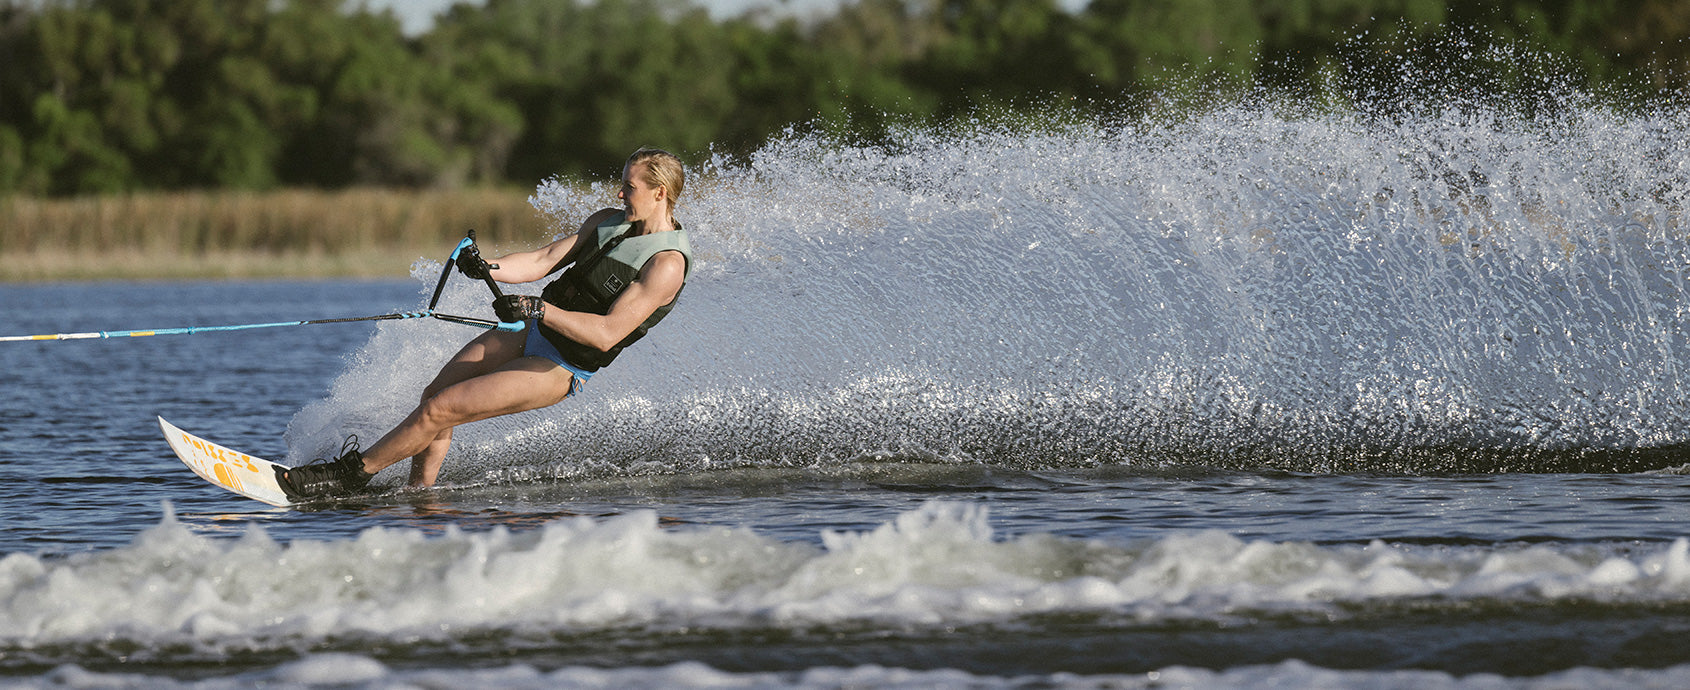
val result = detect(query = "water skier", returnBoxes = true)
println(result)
[277,148,692,499]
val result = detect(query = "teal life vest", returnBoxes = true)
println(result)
[538,211,692,371]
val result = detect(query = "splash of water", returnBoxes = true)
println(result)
[290,65,1689,477]
[9,501,1690,649]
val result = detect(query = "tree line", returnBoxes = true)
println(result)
[1,0,1684,196]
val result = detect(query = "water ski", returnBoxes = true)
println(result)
[158,416,296,507]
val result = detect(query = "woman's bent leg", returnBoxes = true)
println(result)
[362,356,575,480]
[425,328,531,398]
[407,427,452,487]
[382,328,526,486]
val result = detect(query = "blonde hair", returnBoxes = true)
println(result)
[627,147,685,214]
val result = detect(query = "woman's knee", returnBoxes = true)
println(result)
[415,392,470,429]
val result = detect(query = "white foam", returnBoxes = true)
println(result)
[5,501,1690,652]
[19,658,1690,689]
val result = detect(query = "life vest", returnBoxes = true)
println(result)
[538,211,691,371]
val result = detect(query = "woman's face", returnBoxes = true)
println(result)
[619,162,664,222]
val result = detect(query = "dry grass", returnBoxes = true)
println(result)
[0,187,546,282]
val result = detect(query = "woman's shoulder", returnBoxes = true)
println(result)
[580,208,624,233]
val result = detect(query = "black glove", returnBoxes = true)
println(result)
[493,294,546,322]
[456,250,495,280]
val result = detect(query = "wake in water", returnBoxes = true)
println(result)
[288,46,1689,478]
[7,501,1690,653]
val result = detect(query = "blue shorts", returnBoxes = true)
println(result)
[523,320,593,397]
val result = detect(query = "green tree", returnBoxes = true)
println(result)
[807,0,941,134]
[2,0,1685,196]
[433,0,740,181]
[1079,0,1264,101]
[12,2,140,193]
[918,0,1088,112]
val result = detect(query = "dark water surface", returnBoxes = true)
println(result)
[5,81,1690,685]
[3,280,1690,689]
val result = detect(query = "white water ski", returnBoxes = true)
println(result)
[158,416,294,507]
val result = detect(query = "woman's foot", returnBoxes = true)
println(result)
[276,437,374,500]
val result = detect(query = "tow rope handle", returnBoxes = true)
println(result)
[430,230,522,332]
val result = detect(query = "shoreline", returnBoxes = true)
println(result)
[0,247,450,283]
[0,187,552,283]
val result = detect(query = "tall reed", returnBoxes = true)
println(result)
[0,187,548,281]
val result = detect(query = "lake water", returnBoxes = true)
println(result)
[4,75,1690,688]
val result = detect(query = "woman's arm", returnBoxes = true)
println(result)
[537,250,686,352]
[485,208,622,284]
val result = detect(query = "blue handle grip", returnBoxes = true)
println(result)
[448,236,475,261]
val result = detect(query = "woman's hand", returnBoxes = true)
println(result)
[493,295,546,322]
[456,250,494,280]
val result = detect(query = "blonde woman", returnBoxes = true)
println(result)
[280,148,692,498]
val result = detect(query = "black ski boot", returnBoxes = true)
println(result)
[276,437,373,501]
